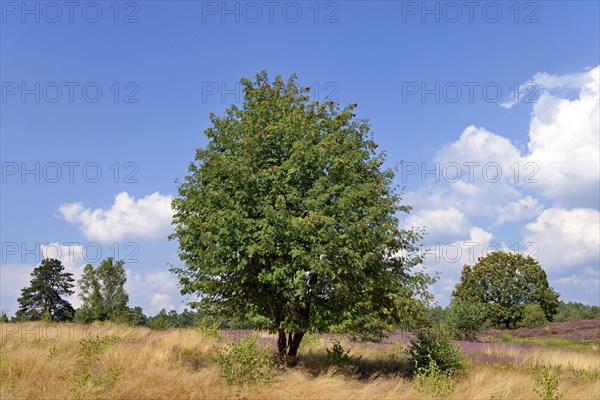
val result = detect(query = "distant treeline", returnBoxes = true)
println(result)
[0,305,254,330]
[133,307,254,330]
[427,300,600,326]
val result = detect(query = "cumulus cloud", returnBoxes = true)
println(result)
[403,206,470,241]
[149,293,175,314]
[524,66,600,207]
[494,196,544,226]
[524,208,600,272]
[59,192,173,243]
[127,270,181,315]
[555,267,600,297]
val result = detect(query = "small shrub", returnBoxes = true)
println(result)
[413,356,456,398]
[445,299,488,340]
[79,334,119,359]
[533,365,562,400]
[520,303,548,328]
[408,328,468,375]
[47,344,58,360]
[195,319,222,341]
[107,366,124,386]
[325,339,360,368]
[498,331,513,342]
[68,367,92,397]
[212,334,274,385]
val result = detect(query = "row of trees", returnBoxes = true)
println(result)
[3,257,252,328]
[12,257,131,323]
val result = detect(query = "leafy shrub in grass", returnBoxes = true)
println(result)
[212,334,274,385]
[195,319,222,341]
[408,328,468,375]
[325,339,361,368]
[533,365,562,400]
[413,357,456,398]
[520,303,548,328]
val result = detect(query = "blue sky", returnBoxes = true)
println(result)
[1,1,599,316]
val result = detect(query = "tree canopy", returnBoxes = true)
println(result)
[170,71,432,359]
[452,252,559,328]
[75,257,130,322]
[15,258,75,321]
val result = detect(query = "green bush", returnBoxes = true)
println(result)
[533,366,562,400]
[212,334,274,386]
[195,319,222,341]
[445,299,488,340]
[79,334,119,359]
[325,339,360,368]
[413,357,456,398]
[408,328,467,375]
[520,303,548,328]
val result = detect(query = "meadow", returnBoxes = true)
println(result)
[1,320,598,400]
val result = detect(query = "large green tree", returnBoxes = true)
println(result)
[76,257,129,322]
[452,252,559,328]
[15,258,75,321]
[170,72,432,359]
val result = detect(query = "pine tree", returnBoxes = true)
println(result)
[16,258,75,321]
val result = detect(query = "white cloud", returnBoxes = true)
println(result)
[149,293,175,314]
[555,267,600,297]
[524,67,600,207]
[524,208,600,272]
[494,196,544,226]
[435,125,523,172]
[59,192,173,243]
[127,270,181,315]
[404,206,470,241]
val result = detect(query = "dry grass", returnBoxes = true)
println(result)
[1,322,599,400]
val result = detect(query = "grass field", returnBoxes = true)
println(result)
[1,321,599,400]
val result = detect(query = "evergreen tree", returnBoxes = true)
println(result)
[15,258,75,321]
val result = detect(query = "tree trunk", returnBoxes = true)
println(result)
[287,332,304,358]
[277,329,287,356]
[505,320,510,329]
[277,330,305,366]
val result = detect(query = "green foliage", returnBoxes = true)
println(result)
[453,252,559,328]
[520,303,549,328]
[170,71,432,357]
[79,334,119,359]
[408,328,467,374]
[533,366,562,400]
[47,344,58,360]
[195,319,222,341]
[0,309,9,323]
[127,306,148,326]
[413,357,456,398]
[445,298,488,340]
[426,305,446,326]
[77,258,130,322]
[68,365,123,398]
[212,334,274,386]
[15,258,75,321]
[554,301,600,322]
[147,310,171,330]
[325,339,360,368]
[299,332,322,351]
